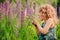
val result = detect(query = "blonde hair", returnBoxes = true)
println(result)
[39,4,58,25]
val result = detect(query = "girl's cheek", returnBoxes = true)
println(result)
[38,13,43,20]
[39,15,42,21]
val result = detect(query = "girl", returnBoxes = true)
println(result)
[32,4,58,40]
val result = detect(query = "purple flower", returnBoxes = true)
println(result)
[13,8,17,14]
[0,3,2,10]
[20,9,25,27]
[26,0,33,19]
[3,2,8,13]
[3,1,11,18]
[7,7,11,18]
[0,3,2,12]
[27,7,33,19]
[17,0,20,9]
[0,3,2,19]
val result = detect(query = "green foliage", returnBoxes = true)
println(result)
[0,14,38,40]
[18,17,38,40]
[0,0,59,40]
[0,15,17,40]
[12,0,16,3]
[0,0,5,3]
[56,22,60,40]
[57,0,60,6]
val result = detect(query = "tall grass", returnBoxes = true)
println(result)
[0,0,38,40]
[56,20,60,40]
[0,0,60,40]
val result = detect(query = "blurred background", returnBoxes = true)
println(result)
[0,0,60,40]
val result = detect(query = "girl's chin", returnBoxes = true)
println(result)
[39,17,43,21]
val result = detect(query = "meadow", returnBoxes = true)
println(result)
[0,0,60,40]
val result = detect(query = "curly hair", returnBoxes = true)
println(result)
[39,4,58,25]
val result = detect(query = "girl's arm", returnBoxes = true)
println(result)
[32,21,40,36]
[32,18,53,35]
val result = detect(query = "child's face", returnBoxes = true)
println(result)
[38,7,47,21]
[38,12,44,21]
[38,11,47,21]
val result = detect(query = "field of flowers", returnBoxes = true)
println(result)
[0,0,60,40]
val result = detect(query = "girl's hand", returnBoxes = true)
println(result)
[32,19,39,27]
[32,19,40,35]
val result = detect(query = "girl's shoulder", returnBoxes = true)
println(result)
[47,18,53,22]
[46,18,56,28]
[41,18,53,28]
